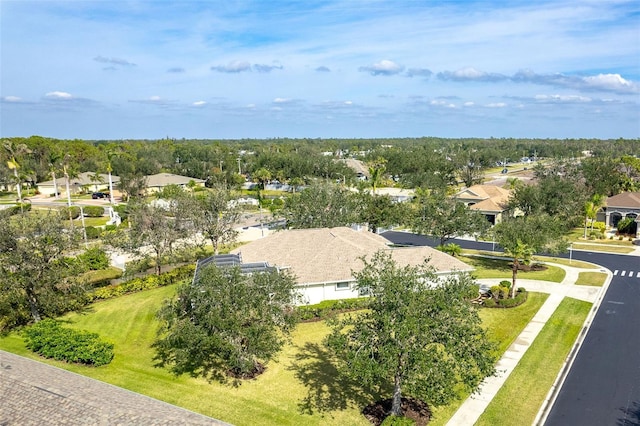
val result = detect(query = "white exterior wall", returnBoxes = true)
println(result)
[297,281,359,305]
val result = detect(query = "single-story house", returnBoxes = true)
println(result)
[454,184,512,225]
[373,187,415,203]
[37,172,119,196]
[224,227,473,305]
[144,173,206,193]
[602,192,640,237]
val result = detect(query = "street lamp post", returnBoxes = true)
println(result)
[569,243,573,264]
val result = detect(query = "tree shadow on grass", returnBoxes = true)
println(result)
[287,341,383,416]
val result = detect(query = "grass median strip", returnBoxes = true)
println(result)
[460,256,566,283]
[575,271,607,287]
[475,297,592,426]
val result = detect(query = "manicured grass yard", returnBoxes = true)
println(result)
[460,256,566,283]
[534,257,598,269]
[0,286,550,425]
[575,271,607,287]
[476,297,592,426]
[428,292,548,426]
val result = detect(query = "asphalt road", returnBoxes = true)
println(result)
[381,231,640,426]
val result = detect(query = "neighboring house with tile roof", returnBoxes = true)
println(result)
[454,184,512,225]
[229,227,473,305]
[603,192,640,237]
[145,173,206,193]
[37,172,119,196]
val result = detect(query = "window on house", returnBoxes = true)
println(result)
[335,282,350,291]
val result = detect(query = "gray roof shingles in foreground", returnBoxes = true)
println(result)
[0,350,229,425]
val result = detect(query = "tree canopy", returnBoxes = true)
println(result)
[410,189,490,245]
[493,214,568,296]
[326,252,496,417]
[0,211,86,331]
[153,265,299,383]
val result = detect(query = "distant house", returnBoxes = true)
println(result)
[373,187,415,203]
[603,192,640,237]
[144,173,206,193]
[454,184,512,225]
[224,227,473,305]
[37,172,119,196]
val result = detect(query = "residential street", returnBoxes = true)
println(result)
[381,231,640,426]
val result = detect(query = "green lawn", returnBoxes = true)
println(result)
[575,271,607,287]
[0,287,550,426]
[460,256,566,283]
[81,216,109,226]
[534,256,598,269]
[476,297,592,426]
[572,243,634,254]
[416,292,548,426]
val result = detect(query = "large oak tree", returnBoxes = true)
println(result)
[326,252,495,418]
[153,265,299,382]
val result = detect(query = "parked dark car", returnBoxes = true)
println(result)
[91,192,109,199]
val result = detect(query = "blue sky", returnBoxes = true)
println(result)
[1,0,639,140]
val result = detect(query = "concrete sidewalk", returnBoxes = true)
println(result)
[446,262,611,426]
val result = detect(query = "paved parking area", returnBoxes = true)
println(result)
[0,350,228,425]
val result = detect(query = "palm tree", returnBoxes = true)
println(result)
[47,150,63,199]
[253,168,271,190]
[89,172,105,192]
[367,159,386,195]
[583,194,606,238]
[504,239,534,298]
[3,140,31,204]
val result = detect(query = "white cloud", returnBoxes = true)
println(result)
[463,101,475,107]
[359,60,404,76]
[485,102,507,108]
[45,91,73,99]
[534,94,591,103]
[582,74,637,93]
[192,100,207,106]
[273,97,293,104]
[3,96,22,102]
[149,95,162,101]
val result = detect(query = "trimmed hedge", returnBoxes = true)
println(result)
[24,319,114,366]
[83,267,123,288]
[0,203,32,216]
[83,205,104,217]
[89,264,195,301]
[60,206,81,219]
[296,297,371,321]
[483,288,528,308]
[77,247,110,270]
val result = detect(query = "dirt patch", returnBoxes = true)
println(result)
[363,397,432,426]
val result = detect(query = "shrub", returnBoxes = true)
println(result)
[105,224,117,232]
[436,243,462,257]
[83,267,123,288]
[83,205,104,217]
[483,289,528,308]
[592,221,606,234]
[617,217,635,235]
[0,203,32,217]
[89,264,195,301]
[77,247,110,270]
[23,319,114,366]
[60,206,81,219]
[84,226,102,239]
[499,286,509,300]
[499,280,511,289]
[296,297,371,321]
[490,285,501,300]
[381,415,416,426]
